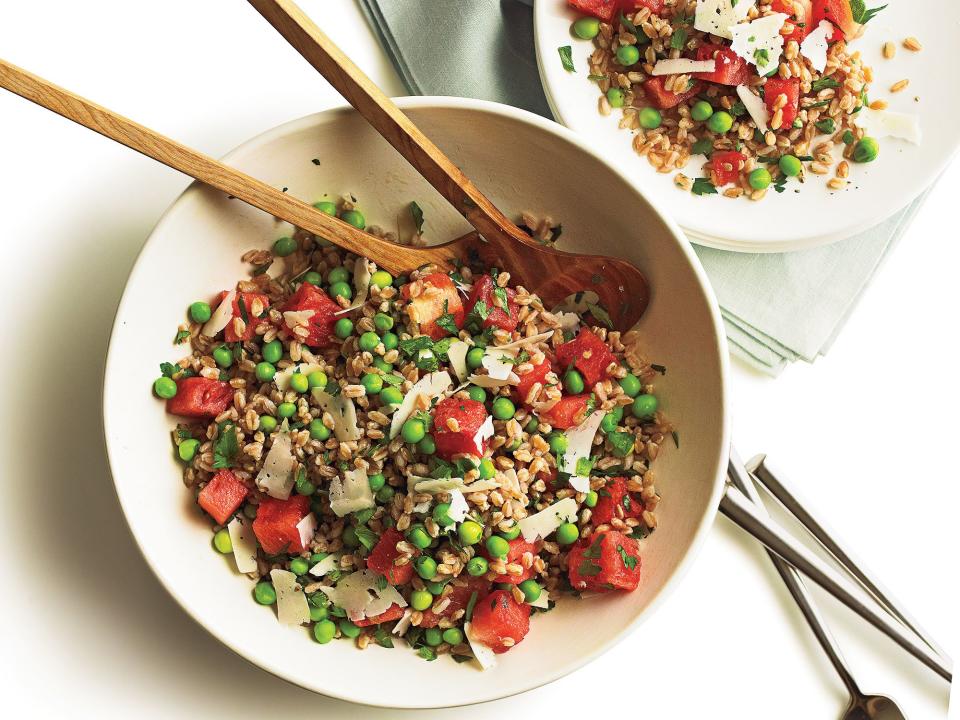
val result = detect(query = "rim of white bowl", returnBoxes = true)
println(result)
[101,95,731,708]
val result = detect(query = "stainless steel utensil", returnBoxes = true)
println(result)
[727,450,908,720]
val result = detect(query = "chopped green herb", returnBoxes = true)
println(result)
[670,28,688,50]
[417,646,438,661]
[398,335,434,358]
[842,130,855,145]
[850,0,887,24]
[583,536,603,559]
[691,177,718,196]
[729,101,746,118]
[587,74,608,82]
[252,261,273,276]
[174,329,191,344]
[806,99,832,109]
[650,363,667,374]
[811,77,841,92]
[373,626,394,648]
[558,45,576,72]
[753,48,770,67]
[671,430,680,449]
[355,526,379,552]
[617,544,639,570]
[586,302,614,329]
[617,11,638,35]
[409,201,425,233]
[773,175,789,194]
[815,118,836,134]
[691,139,714,157]
[577,559,603,576]
[465,590,479,621]
[435,300,459,336]
[160,362,177,378]
[213,422,239,469]
[493,285,510,313]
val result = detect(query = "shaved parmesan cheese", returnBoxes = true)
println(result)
[736,85,770,133]
[465,622,498,670]
[296,513,317,548]
[334,259,373,315]
[559,411,605,487]
[528,589,550,609]
[270,569,311,625]
[472,415,494,452]
[329,468,375,516]
[320,569,407,622]
[652,58,716,76]
[518,497,579,542]
[467,372,520,389]
[730,13,788,72]
[447,488,469,522]
[481,347,516,381]
[569,476,591,493]
[201,290,236,337]
[854,108,922,144]
[388,371,453,439]
[255,432,297,499]
[309,553,340,577]
[312,388,361,442]
[694,0,755,40]
[282,309,315,331]
[392,609,414,636]
[554,312,580,333]
[227,516,258,574]
[275,363,323,391]
[496,330,555,351]
[799,20,833,72]
[447,340,470,383]
[410,476,500,494]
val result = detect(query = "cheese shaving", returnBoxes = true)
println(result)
[270,569,311,625]
[319,569,407,622]
[694,0,756,40]
[467,372,520,389]
[481,346,516,381]
[528,589,551,609]
[558,411,605,486]
[446,340,471,383]
[518,497,579,542]
[388,371,453,439]
[282,309,315,331]
[334,258,373,315]
[329,468,375,516]
[554,312,580,333]
[201,290,236,337]
[274,362,323,391]
[736,85,770,133]
[799,20,833,73]
[854,107,922,144]
[254,432,297,499]
[296,512,318,548]
[392,609,414,636]
[447,488,469,522]
[730,13,788,71]
[495,330,556,351]
[312,388,361,442]
[309,553,340,577]
[465,622,498,670]
[472,415,494,454]
[227,516,258,574]
[651,58,716,76]
[409,476,500,494]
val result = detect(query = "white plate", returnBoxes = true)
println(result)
[102,98,730,707]
[534,0,960,252]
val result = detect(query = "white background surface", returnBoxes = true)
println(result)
[0,2,955,718]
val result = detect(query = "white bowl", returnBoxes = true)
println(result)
[102,97,730,708]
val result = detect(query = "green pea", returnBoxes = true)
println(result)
[706,110,734,134]
[410,589,433,611]
[273,236,297,257]
[548,433,569,455]
[691,100,714,122]
[467,386,487,403]
[334,318,354,339]
[307,370,328,389]
[466,556,489,576]
[259,415,278,433]
[616,44,640,66]
[407,524,431,550]
[556,522,579,545]
[492,397,516,420]
[853,137,879,163]
[290,557,310,575]
[504,438,522,453]
[426,580,447,595]
[442,628,464,645]
[373,313,394,332]
[485,535,510,558]
[178,438,200,462]
[313,619,336,643]
[499,524,521,541]
[327,266,350,285]
[779,154,803,177]
[433,502,454,527]
[572,16,600,39]
[301,271,322,286]
[619,373,642,397]
[606,88,625,108]
[289,373,309,393]
[585,490,599,508]
[631,393,658,419]
[372,358,393,374]
[212,528,232,554]
[342,526,359,548]
[262,339,283,364]
[153,376,177,399]
[466,347,485,369]
[329,281,352,301]
[277,402,297,419]
[425,627,443,647]
[253,582,276,605]
[638,107,662,130]
[379,386,403,406]
[360,373,382,396]
[381,332,399,351]
[376,485,395,503]
[313,200,338,215]
[339,619,361,638]
[458,521,483,546]
[478,458,496,479]
[340,209,365,229]
[358,331,380,353]
[525,417,539,433]
[748,168,772,190]
[255,361,276,382]
[401,418,426,444]
[309,605,328,622]
[189,301,212,323]
[371,270,393,289]
[563,369,585,394]
[600,412,619,434]
[368,473,386,492]
[418,434,436,455]
[296,476,316,496]
[518,579,542,603]
[415,555,438,580]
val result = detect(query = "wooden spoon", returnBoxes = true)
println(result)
[248,0,650,329]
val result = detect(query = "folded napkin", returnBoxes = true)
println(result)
[359,0,922,375]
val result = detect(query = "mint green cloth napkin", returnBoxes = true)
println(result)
[359,0,921,375]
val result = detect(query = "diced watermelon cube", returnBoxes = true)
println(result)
[628,0,665,13]
[401,273,464,340]
[280,282,341,347]
[484,537,538,585]
[590,476,643,526]
[539,394,591,430]
[764,77,801,128]
[567,530,642,592]
[465,274,519,332]
[811,0,860,40]
[469,589,531,654]
[772,0,813,43]
[567,0,620,22]
[420,576,491,628]
[694,44,751,86]
[197,469,249,525]
[166,376,233,419]
[515,359,552,406]
[353,603,406,627]
[432,397,490,459]
[252,494,311,556]
[642,77,703,109]
[366,528,415,585]
[213,290,270,343]
[709,150,747,187]
[555,328,616,387]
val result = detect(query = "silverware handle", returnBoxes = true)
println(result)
[749,454,951,665]
[727,452,862,695]
[720,484,952,682]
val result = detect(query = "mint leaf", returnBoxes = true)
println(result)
[409,201,425,233]
[617,544,639,569]
[850,0,887,24]
[691,177,718,196]
[558,45,575,72]
[213,422,239,469]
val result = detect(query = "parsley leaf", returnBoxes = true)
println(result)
[849,0,887,24]
[773,175,789,194]
[470,299,491,322]
[398,335,435,358]
[558,45,576,73]
[174,329,191,345]
[815,118,836,134]
[213,422,239,469]
[617,544,639,570]
[586,302,614,329]
[493,285,510,313]
[435,299,459,337]
[670,28,688,50]
[417,646,438,661]
[753,48,770,67]
[577,559,603,577]
[691,177,718,196]
[618,11,638,35]
[691,139,714,157]
[160,362,177,378]
[373,626,394,649]
[729,101,747,117]
[583,536,603,559]
[409,201,425,233]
